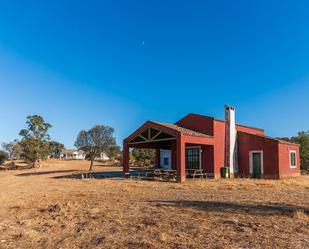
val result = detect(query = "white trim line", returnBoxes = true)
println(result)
[289,150,297,168]
[249,150,264,175]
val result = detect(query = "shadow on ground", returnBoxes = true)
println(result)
[52,171,175,182]
[52,171,127,179]
[16,170,77,176]
[151,200,309,217]
[1,165,34,171]
[93,162,122,168]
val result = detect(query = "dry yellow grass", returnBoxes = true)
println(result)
[0,159,308,248]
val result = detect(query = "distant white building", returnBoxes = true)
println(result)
[60,149,86,160]
[97,152,109,161]
[59,149,109,161]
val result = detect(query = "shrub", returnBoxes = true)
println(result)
[0,150,9,165]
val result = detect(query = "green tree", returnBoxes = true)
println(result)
[291,131,309,171]
[0,150,8,165]
[75,125,117,171]
[12,141,22,160]
[2,140,18,168]
[105,144,121,160]
[48,141,65,157]
[19,115,52,167]
[131,148,155,166]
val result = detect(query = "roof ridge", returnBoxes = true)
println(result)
[177,113,264,131]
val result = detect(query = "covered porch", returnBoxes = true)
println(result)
[123,121,214,182]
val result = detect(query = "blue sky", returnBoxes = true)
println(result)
[0,0,308,148]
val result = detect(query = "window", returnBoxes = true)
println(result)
[186,147,201,169]
[290,151,297,168]
[164,157,169,166]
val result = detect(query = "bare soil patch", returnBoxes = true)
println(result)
[0,159,308,248]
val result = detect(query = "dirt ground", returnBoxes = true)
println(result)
[0,159,308,249]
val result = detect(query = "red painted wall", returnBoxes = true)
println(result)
[124,113,299,180]
[176,114,214,136]
[237,132,279,178]
[202,145,214,173]
[155,149,160,168]
[176,114,264,137]
[213,120,226,177]
[278,143,300,177]
[236,124,264,135]
[171,140,177,170]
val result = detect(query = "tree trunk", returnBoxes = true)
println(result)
[9,154,14,169]
[89,158,94,171]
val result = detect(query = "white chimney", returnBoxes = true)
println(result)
[225,105,238,175]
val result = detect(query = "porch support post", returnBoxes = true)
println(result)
[176,135,186,182]
[155,149,161,168]
[123,141,130,178]
[171,140,177,170]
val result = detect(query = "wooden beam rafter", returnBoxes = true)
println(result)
[128,126,176,145]
[128,137,176,145]
[148,128,151,140]
[138,134,148,141]
[150,130,162,141]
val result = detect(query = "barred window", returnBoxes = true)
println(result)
[186,147,200,169]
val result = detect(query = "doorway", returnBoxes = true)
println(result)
[249,151,263,179]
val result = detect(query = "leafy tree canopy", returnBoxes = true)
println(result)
[19,115,52,167]
[0,150,8,165]
[49,141,65,156]
[131,148,155,166]
[75,125,117,171]
[105,144,121,160]
[2,140,18,159]
[19,115,51,140]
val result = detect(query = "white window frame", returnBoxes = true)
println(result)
[249,150,264,175]
[186,146,202,170]
[289,150,297,168]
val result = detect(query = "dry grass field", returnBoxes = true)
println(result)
[0,159,308,249]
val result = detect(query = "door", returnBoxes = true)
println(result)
[252,152,262,178]
[186,147,201,169]
[160,150,171,169]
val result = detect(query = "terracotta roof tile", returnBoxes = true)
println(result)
[151,121,213,138]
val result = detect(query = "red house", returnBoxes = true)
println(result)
[123,106,300,182]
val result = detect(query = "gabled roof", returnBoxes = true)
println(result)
[152,121,213,138]
[125,120,214,144]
